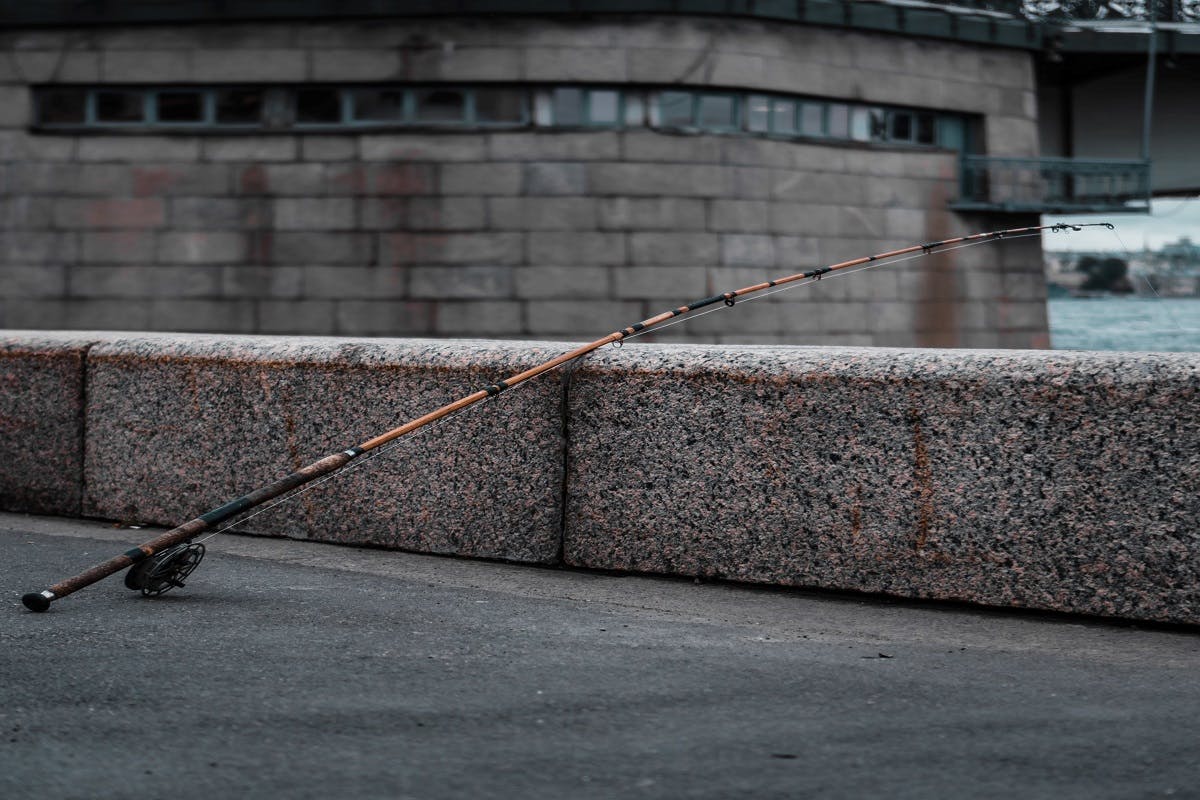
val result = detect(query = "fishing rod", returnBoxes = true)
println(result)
[20,221,1111,612]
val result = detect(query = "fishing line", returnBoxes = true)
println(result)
[1107,226,1198,336]
[170,231,1059,538]
[22,222,1110,612]
[195,357,575,544]
[193,405,469,545]
[618,233,1043,343]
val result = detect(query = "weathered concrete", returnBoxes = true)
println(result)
[1,331,1197,623]
[566,345,1200,624]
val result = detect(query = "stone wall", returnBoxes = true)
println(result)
[0,16,1047,347]
[3,331,1197,624]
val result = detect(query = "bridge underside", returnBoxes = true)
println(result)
[1038,46,1200,199]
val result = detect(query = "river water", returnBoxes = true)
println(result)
[1047,297,1200,353]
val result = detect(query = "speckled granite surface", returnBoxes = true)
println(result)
[3,330,1198,623]
[0,332,99,516]
[83,335,567,563]
[565,345,1200,625]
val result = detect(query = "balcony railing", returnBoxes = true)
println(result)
[952,155,1151,214]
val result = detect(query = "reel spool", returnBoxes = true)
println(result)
[124,543,206,597]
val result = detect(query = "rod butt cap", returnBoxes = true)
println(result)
[22,591,53,612]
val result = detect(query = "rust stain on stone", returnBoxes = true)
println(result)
[247,230,273,265]
[239,164,268,194]
[375,164,433,195]
[909,408,935,551]
[132,167,174,196]
[916,183,960,347]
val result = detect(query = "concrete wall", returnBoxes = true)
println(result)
[2,330,1196,625]
[0,16,1047,348]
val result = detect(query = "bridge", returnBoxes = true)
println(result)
[944,0,1200,212]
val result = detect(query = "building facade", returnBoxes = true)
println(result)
[0,5,1051,347]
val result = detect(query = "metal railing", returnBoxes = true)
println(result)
[1021,0,1200,22]
[954,155,1151,213]
[916,0,1025,14]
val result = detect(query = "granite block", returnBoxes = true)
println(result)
[83,336,567,563]
[564,345,1200,624]
[0,332,99,516]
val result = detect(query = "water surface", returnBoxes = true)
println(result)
[1047,297,1200,353]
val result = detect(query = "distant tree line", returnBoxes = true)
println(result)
[1077,256,1134,293]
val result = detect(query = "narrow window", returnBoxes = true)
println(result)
[770,98,796,135]
[552,88,584,125]
[868,108,887,140]
[889,111,913,142]
[799,102,824,136]
[697,94,736,130]
[587,90,620,126]
[352,89,406,122]
[658,91,693,127]
[475,88,526,124]
[937,116,966,151]
[916,113,936,145]
[96,90,145,123]
[622,93,645,127]
[37,89,86,125]
[295,88,341,124]
[215,88,264,124]
[827,104,849,138]
[156,91,204,123]
[414,88,465,123]
[746,95,770,133]
[849,107,870,141]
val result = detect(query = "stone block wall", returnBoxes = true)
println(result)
[83,335,567,563]
[1,332,1196,624]
[567,345,1200,624]
[0,332,94,516]
[0,16,1046,348]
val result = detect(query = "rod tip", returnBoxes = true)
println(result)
[21,592,52,612]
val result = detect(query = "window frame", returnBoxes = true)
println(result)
[412,86,470,126]
[91,89,150,126]
[211,86,269,128]
[348,87,412,126]
[693,91,740,133]
[291,87,347,128]
[470,87,530,127]
[745,94,771,134]
[28,83,971,154]
[150,89,211,126]
[548,87,624,128]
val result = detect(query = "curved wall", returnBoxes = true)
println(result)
[0,16,1046,347]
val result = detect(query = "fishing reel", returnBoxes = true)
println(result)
[124,542,206,597]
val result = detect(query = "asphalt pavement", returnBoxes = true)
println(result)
[2,512,1197,800]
